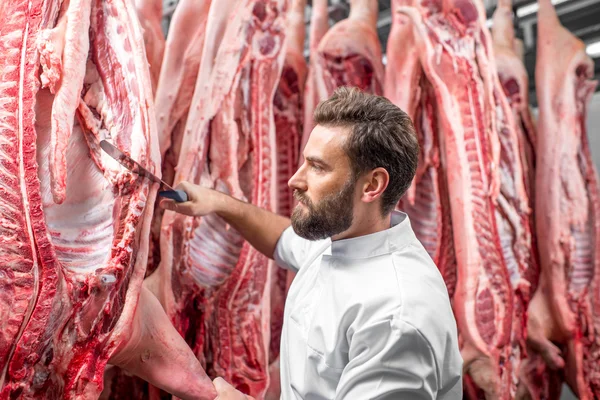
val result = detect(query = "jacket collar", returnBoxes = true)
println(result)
[328,211,416,259]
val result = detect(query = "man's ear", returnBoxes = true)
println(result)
[361,168,389,204]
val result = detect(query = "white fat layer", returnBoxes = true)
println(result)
[36,89,114,273]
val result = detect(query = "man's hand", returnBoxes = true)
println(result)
[213,377,255,400]
[159,181,227,217]
[157,180,291,260]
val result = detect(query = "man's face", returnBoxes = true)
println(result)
[288,125,357,240]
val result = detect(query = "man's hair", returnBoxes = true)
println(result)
[313,86,419,215]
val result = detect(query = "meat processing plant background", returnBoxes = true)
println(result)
[0,0,599,399]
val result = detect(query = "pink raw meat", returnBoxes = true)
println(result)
[386,0,457,299]
[0,0,216,398]
[399,0,515,397]
[301,0,384,153]
[146,0,289,397]
[491,0,537,203]
[134,0,165,95]
[524,0,600,398]
[148,0,212,274]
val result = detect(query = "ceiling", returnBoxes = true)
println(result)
[162,0,600,106]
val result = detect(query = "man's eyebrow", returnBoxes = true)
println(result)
[305,156,330,168]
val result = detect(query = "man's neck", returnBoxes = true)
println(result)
[331,211,392,241]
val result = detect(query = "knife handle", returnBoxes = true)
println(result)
[159,190,188,203]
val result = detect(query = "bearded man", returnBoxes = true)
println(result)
[160,87,463,399]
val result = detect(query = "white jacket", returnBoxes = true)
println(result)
[273,211,463,399]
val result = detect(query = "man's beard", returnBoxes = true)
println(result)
[291,178,356,240]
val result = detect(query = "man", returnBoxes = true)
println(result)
[160,87,463,399]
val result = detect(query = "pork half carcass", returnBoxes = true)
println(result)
[0,0,216,398]
[146,0,289,397]
[386,0,457,300]
[154,0,212,164]
[148,0,212,273]
[301,0,384,152]
[398,0,533,397]
[266,0,307,397]
[523,0,600,398]
[478,3,539,398]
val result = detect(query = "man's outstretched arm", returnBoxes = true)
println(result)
[159,181,291,259]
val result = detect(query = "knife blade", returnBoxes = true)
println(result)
[99,140,188,202]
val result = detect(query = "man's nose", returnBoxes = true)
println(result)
[288,163,307,192]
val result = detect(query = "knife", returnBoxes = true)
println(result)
[99,140,188,203]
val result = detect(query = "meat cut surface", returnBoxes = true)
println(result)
[0,0,216,399]
[4,0,599,397]
[491,0,537,205]
[301,0,384,151]
[390,0,600,398]
[401,4,514,392]
[145,0,290,397]
[396,0,537,397]
[147,0,212,275]
[398,82,458,300]
[385,0,458,300]
[0,0,155,395]
[0,0,49,388]
[523,0,600,398]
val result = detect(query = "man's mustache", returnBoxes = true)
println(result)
[293,190,311,207]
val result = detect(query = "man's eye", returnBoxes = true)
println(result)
[311,164,323,171]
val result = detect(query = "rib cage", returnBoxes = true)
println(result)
[0,0,44,381]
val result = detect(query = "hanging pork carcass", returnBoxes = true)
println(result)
[521,0,600,398]
[397,0,537,397]
[386,0,458,300]
[147,0,212,274]
[0,0,216,398]
[145,0,290,397]
[300,0,384,153]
